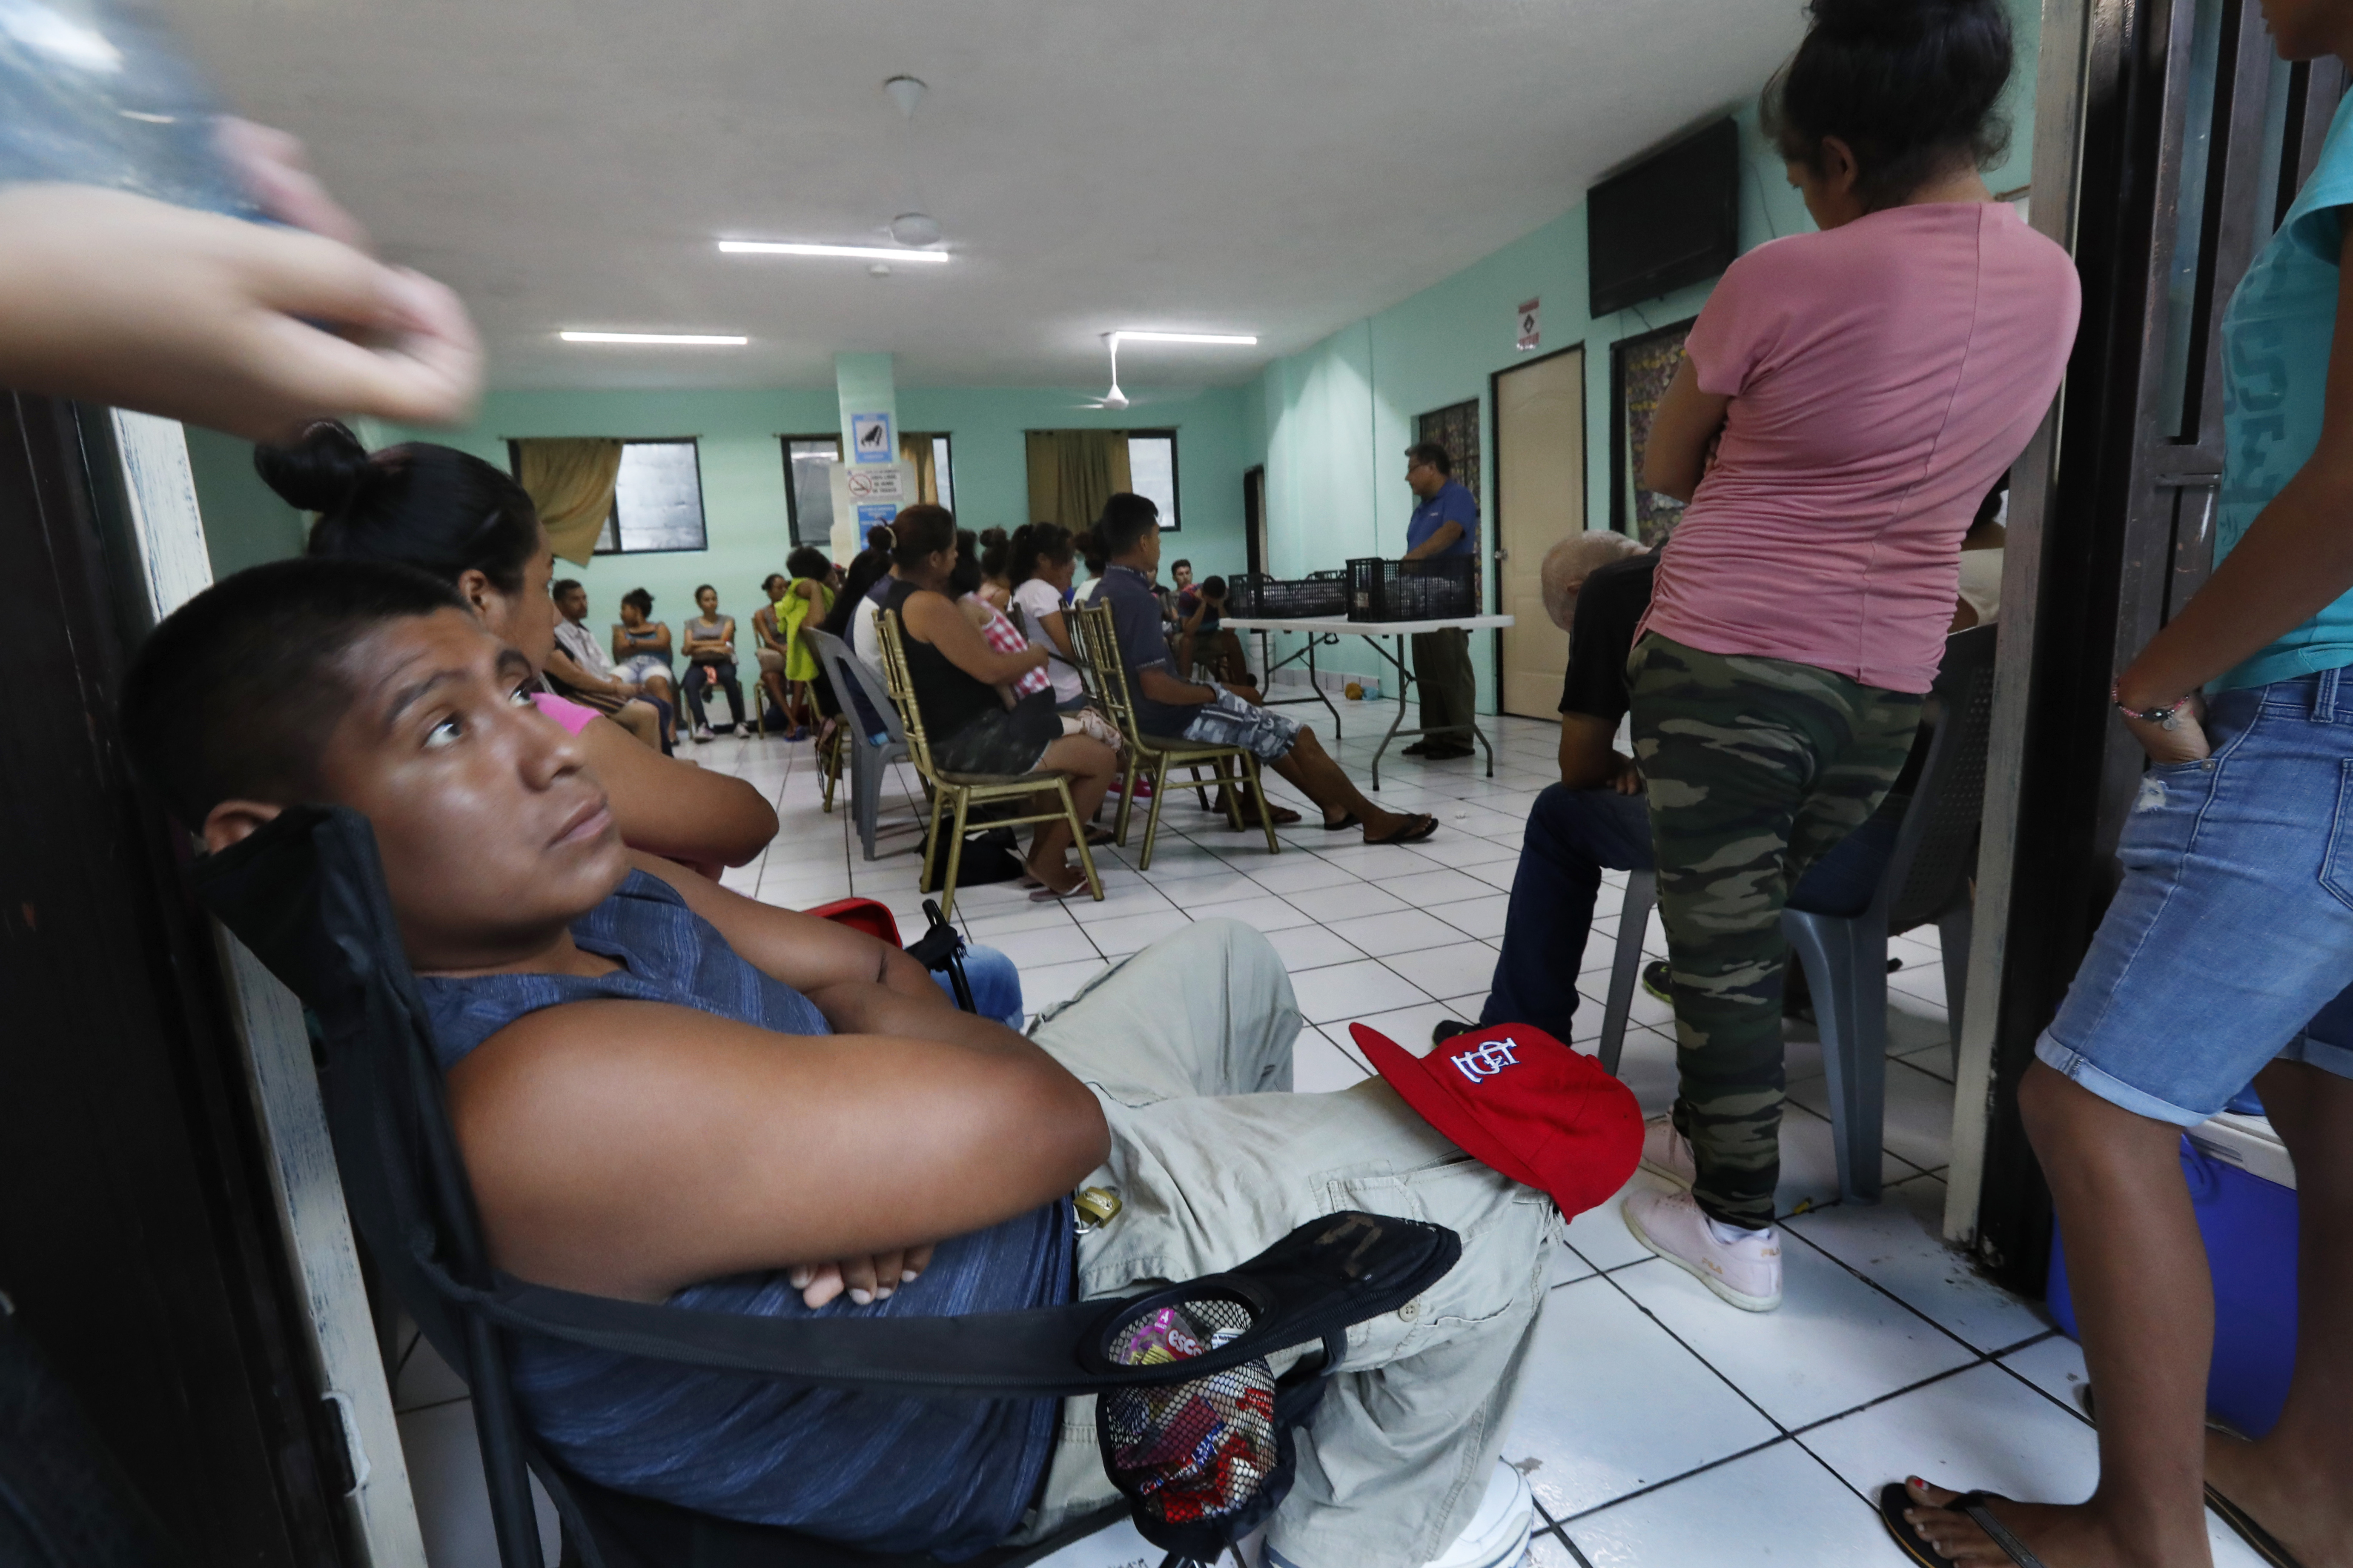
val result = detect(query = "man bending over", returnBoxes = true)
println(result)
[1093,493,1439,846]
[121,558,1550,1568]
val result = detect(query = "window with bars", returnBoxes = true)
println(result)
[1126,430,1179,531]
[593,440,707,554]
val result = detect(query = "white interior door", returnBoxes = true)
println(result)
[1495,347,1586,718]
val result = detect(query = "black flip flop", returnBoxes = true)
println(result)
[1364,813,1438,846]
[1321,811,1361,832]
[1876,1484,2049,1568]
[2205,1484,2307,1567]
[2079,1388,2301,1564]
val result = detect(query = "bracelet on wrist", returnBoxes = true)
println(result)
[2111,678,2187,730]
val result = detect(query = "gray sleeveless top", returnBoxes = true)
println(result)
[417,872,1072,1557]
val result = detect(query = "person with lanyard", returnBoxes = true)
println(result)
[1400,443,1479,761]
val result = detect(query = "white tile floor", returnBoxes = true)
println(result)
[393,710,2270,1567]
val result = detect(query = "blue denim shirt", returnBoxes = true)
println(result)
[417,872,1072,1557]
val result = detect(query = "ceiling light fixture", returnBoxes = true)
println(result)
[1109,330,1259,346]
[560,331,748,346]
[718,240,951,263]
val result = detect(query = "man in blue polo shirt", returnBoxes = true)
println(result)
[1402,444,1479,760]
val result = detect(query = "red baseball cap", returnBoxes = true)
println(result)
[1351,1021,1643,1219]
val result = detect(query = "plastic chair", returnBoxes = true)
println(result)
[192,805,1459,1568]
[1072,604,1280,870]
[1594,625,1998,1205]
[806,627,915,862]
[874,610,1103,921]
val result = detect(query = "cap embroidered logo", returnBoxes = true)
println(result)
[1450,1037,1521,1084]
[1352,1020,1644,1220]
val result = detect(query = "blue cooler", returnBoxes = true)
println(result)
[2046,1116,2299,1436]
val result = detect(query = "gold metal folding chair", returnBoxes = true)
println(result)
[1072,603,1279,870]
[875,609,1103,919]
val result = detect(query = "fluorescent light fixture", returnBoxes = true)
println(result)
[560,331,748,346]
[1109,330,1258,346]
[718,240,951,263]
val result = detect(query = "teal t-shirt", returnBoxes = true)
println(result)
[2215,93,2353,689]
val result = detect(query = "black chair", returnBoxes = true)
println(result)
[196,807,1458,1568]
[1596,624,2000,1204]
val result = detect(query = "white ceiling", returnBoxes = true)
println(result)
[160,0,1802,392]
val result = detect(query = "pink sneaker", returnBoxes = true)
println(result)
[1622,1185,1782,1311]
[1639,1118,1695,1189]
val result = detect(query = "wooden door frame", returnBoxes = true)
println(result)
[1489,341,1588,716]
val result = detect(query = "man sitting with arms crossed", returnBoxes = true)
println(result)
[1093,492,1439,846]
[121,558,1550,1568]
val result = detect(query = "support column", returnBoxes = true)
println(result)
[829,352,911,560]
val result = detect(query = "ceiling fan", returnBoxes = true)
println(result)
[1069,330,1257,409]
[1078,333,1132,409]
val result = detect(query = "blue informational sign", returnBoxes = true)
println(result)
[850,412,895,465]
[856,502,900,549]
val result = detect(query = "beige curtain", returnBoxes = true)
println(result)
[898,432,941,505]
[514,437,624,565]
[1024,430,1133,531]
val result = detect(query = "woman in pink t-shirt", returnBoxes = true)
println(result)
[1615,0,2079,1322]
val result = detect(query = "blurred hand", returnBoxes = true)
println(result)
[0,182,480,440]
[2122,690,2211,766]
[1608,751,1643,795]
[216,117,372,247]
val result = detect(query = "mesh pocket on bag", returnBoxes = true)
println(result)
[1098,1296,1281,1534]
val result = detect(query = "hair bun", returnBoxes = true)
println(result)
[1809,0,1997,40]
[253,421,375,515]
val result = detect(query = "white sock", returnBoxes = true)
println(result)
[1706,1215,1772,1248]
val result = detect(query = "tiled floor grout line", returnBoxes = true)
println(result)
[1774,1182,2009,1364]
[679,720,2009,1561]
[1550,1525,1596,1568]
[1553,1432,1795,1526]
[1547,1166,2051,1530]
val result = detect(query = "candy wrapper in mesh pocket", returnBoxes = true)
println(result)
[1104,1301,1279,1525]
[1112,1377,1277,1521]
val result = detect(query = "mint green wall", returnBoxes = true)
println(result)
[1246,0,2040,704]
[896,385,1250,569]
[190,384,1251,648]
[186,425,305,578]
[186,0,2036,678]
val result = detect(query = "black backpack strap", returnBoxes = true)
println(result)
[411,1208,1458,1400]
[194,809,1463,1404]
[900,898,976,1013]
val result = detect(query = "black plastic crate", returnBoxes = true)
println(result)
[1223,571,1348,619]
[1346,556,1477,622]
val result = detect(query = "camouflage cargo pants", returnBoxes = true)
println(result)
[1626,634,1922,1228]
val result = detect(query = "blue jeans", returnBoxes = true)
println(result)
[1477,785,1897,1042]
[2038,671,2353,1125]
[932,941,1024,1030]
